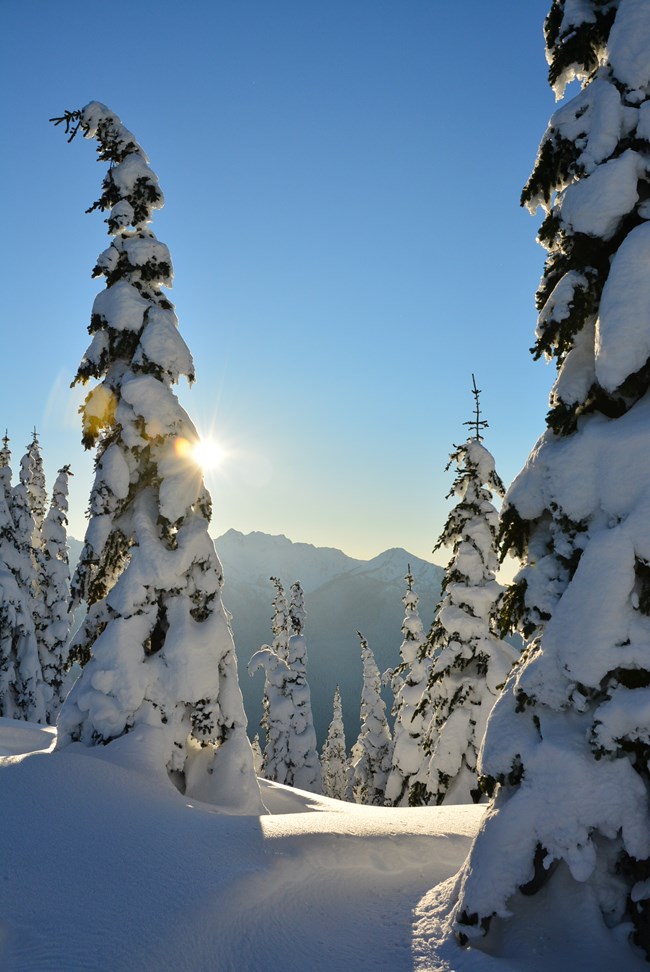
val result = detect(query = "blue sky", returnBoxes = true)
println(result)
[1,0,554,564]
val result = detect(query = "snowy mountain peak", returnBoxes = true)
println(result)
[351,546,437,586]
[214,529,365,594]
[219,528,292,547]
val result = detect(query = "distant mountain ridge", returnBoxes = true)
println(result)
[215,529,365,594]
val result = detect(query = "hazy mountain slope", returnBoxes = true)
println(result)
[215,532,443,746]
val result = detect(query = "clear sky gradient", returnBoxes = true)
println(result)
[1,0,555,565]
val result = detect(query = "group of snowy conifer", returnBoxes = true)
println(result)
[0,431,72,724]
[248,411,515,810]
[329,384,513,809]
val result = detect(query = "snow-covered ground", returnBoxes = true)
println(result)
[0,718,642,972]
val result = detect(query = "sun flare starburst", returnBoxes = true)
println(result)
[174,435,227,471]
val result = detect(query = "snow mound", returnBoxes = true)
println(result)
[0,716,55,757]
[0,720,480,971]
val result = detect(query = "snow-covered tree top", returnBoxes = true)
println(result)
[42,465,72,554]
[0,435,12,529]
[53,102,163,230]
[463,374,489,441]
[357,631,391,735]
[52,102,201,594]
[446,438,503,502]
[434,436,504,573]
[269,576,290,660]
[289,580,306,636]
[52,103,194,418]
[434,379,504,532]
[0,433,10,470]
[400,566,425,663]
[18,431,47,534]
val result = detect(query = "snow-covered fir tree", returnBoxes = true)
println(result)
[21,432,47,539]
[321,685,348,800]
[270,576,291,660]
[51,103,258,807]
[410,382,517,808]
[453,4,650,958]
[285,631,321,790]
[0,434,46,723]
[10,436,41,607]
[13,433,48,626]
[0,435,17,580]
[384,567,429,807]
[350,632,392,805]
[288,580,306,640]
[249,577,321,792]
[248,646,322,792]
[258,576,289,759]
[0,567,46,722]
[286,605,309,677]
[37,466,73,723]
[11,432,47,572]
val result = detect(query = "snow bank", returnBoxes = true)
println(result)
[0,716,55,757]
[0,721,482,972]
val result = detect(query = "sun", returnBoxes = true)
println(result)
[192,436,227,470]
[174,435,227,471]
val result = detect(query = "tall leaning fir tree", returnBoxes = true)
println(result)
[453,2,650,958]
[52,103,259,807]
